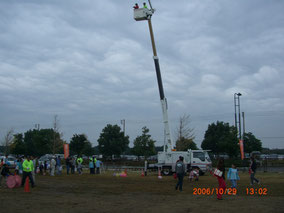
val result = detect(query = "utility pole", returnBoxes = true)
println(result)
[242,111,245,140]
[53,115,58,154]
[120,119,125,135]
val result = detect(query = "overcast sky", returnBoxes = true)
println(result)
[1,0,283,149]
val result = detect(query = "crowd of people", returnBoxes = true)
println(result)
[174,156,260,200]
[1,154,261,200]
[0,155,104,188]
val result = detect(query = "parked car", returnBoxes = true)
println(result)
[38,155,55,169]
[0,155,17,168]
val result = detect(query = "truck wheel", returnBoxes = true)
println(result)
[162,168,171,176]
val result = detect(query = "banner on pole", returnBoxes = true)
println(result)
[64,144,69,159]
[239,139,244,160]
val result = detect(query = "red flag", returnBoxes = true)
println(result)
[239,139,244,160]
[64,144,69,159]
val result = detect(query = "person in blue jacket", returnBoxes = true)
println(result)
[89,157,95,174]
[227,164,240,189]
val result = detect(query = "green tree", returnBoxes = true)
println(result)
[10,133,26,155]
[69,134,91,156]
[98,124,129,158]
[25,129,63,156]
[82,141,94,156]
[201,121,239,157]
[176,137,198,151]
[133,126,156,159]
[1,128,14,155]
[10,129,64,156]
[243,132,262,154]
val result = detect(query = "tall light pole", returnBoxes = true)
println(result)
[234,93,242,139]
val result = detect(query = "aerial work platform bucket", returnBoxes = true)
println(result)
[134,8,153,21]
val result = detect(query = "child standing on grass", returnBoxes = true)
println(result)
[189,168,199,182]
[89,157,94,174]
[227,164,240,189]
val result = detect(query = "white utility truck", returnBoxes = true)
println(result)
[134,1,211,175]
[151,149,212,175]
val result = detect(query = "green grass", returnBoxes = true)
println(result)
[0,170,283,213]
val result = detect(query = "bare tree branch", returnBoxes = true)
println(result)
[52,115,63,154]
[2,128,14,155]
[176,114,195,141]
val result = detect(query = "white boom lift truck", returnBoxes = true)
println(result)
[134,1,211,175]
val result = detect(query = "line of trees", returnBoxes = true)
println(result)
[201,121,262,157]
[1,114,262,159]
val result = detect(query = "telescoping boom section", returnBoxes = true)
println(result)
[133,1,173,152]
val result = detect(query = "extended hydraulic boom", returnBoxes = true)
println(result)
[134,0,173,152]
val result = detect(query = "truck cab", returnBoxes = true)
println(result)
[190,150,211,174]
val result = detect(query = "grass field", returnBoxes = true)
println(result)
[0,170,283,213]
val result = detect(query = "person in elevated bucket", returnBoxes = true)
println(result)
[133,3,139,9]
[143,2,148,9]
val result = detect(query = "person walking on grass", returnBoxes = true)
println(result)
[50,156,56,176]
[227,164,240,189]
[0,164,10,187]
[71,157,76,174]
[56,156,62,175]
[77,156,83,175]
[31,156,36,183]
[89,157,94,174]
[250,156,260,185]
[96,159,102,174]
[209,157,226,200]
[175,156,185,192]
[44,160,47,175]
[21,156,35,188]
[215,158,226,200]
[66,156,71,175]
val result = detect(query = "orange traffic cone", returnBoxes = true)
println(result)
[141,169,145,177]
[24,177,30,192]
[158,169,162,179]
